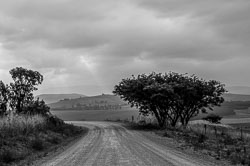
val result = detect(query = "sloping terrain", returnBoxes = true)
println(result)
[226,86,250,95]
[36,94,86,104]
[49,94,127,109]
[47,93,250,109]
[194,101,250,120]
[223,93,250,101]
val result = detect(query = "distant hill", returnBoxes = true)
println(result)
[49,94,127,110]
[227,86,250,95]
[36,93,86,104]
[194,93,250,119]
[193,101,250,120]
[223,93,250,101]
[47,93,250,118]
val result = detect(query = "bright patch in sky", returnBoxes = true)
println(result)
[80,55,96,71]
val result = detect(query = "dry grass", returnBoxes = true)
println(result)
[0,114,46,137]
[127,120,250,165]
[155,121,250,165]
[0,114,86,165]
[188,120,250,140]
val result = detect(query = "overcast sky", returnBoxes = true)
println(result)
[0,0,250,95]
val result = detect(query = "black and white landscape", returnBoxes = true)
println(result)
[1,1,250,166]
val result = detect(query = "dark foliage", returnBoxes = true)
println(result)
[9,67,43,113]
[0,67,49,116]
[0,81,9,116]
[31,138,45,151]
[23,98,50,116]
[114,72,226,127]
[46,115,64,128]
[0,149,25,163]
[47,136,62,144]
[0,67,87,165]
[203,114,222,124]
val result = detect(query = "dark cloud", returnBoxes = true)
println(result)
[0,0,250,95]
[136,0,250,46]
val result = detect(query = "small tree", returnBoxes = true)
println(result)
[9,67,43,113]
[203,114,222,124]
[0,81,9,116]
[0,67,51,116]
[23,98,50,116]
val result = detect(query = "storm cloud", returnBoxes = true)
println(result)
[0,0,249,95]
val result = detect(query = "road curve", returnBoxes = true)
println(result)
[40,121,228,166]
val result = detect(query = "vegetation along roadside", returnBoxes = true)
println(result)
[114,72,250,165]
[0,67,88,166]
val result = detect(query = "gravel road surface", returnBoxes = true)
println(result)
[40,121,229,166]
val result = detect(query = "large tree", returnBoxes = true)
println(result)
[114,73,176,127]
[9,67,43,113]
[113,72,226,127]
[169,73,226,126]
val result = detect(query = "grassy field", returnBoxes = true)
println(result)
[51,108,140,121]
[51,106,250,124]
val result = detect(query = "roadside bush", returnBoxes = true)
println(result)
[46,115,64,128]
[63,123,82,135]
[230,152,248,165]
[0,149,16,163]
[220,134,236,145]
[31,138,45,151]
[127,121,160,131]
[203,114,222,124]
[22,99,50,116]
[198,133,207,143]
[0,149,25,163]
[63,128,72,136]
[0,67,87,165]
[138,120,146,126]
[47,135,62,144]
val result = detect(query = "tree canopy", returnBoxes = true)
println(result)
[9,67,43,113]
[203,113,222,124]
[0,67,49,116]
[0,81,9,115]
[113,72,226,127]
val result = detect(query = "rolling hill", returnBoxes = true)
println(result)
[47,93,250,121]
[36,93,86,104]
[223,93,250,101]
[226,86,250,95]
[49,94,127,110]
[194,100,250,119]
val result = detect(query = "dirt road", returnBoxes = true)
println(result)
[40,121,228,166]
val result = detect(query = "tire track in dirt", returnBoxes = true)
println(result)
[40,121,230,166]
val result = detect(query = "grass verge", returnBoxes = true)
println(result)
[0,115,88,166]
[124,121,250,165]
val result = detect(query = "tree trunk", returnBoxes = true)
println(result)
[158,118,166,128]
[17,99,22,113]
[153,110,166,128]
[170,118,178,127]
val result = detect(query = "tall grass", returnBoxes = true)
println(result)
[0,114,46,137]
[0,114,86,165]
[188,121,250,140]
